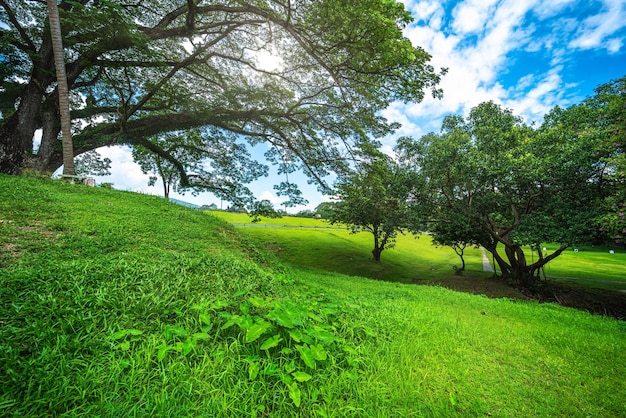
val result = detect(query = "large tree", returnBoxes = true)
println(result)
[0,0,444,202]
[399,102,606,288]
[330,145,423,262]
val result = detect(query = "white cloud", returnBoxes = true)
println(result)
[392,0,612,135]
[452,0,499,35]
[568,0,626,52]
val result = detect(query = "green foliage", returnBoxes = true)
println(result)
[2,0,444,205]
[330,145,424,261]
[399,101,607,287]
[1,176,625,417]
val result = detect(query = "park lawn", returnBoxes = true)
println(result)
[214,212,626,289]
[1,175,625,417]
[210,211,486,281]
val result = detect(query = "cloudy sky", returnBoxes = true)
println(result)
[91,0,626,211]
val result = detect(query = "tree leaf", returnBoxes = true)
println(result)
[245,320,272,343]
[260,334,283,350]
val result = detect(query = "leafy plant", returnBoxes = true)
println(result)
[154,289,361,407]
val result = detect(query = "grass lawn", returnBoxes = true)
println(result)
[212,212,626,291]
[1,176,625,416]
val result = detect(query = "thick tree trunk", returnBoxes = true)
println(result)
[0,83,44,174]
[0,17,55,175]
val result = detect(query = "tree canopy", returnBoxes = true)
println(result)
[330,144,423,262]
[398,101,610,287]
[1,0,444,205]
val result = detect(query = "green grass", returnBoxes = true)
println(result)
[210,212,486,281]
[214,212,626,290]
[1,175,625,417]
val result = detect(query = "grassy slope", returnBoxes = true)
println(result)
[213,212,626,290]
[1,176,625,417]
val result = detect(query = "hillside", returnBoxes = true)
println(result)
[1,175,625,417]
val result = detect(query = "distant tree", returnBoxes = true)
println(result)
[200,203,219,211]
[295,209,316,218]
[74,150,111,177]
[314,202,336,219]
[330,146,423,262]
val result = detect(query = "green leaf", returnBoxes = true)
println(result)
[210,299,230,310]
[111,329,142,340]
[288,382,301,407]
[117,341,130,351]
[310,344,327,361]
[111,330,128,340]
[233,288,249,297]
[288,329,303,342]
[245,320,272,343]
[260,334,283,350]
[261,362,280,376]
[164,325,188,340]
[182,338,196,356]
[248,296,269,308]
[199,312,212,326]
[266,300,305,328]
[156,344,173,361]
[296,344,316,369]
[291,371,312,382]
[238,315,254,331]
[307,328,338,343]
[192,332,210,340]
[220,314,239,330]
[240,302,250,315]
[248,361,260,381]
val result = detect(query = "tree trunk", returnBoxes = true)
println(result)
[0,83,45,174]
[46,0,75,176]
[372,246,382,262]
[453,243,466,271]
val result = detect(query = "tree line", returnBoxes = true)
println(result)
[329,77,625,289]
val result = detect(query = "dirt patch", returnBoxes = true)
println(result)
[415,274,626,320]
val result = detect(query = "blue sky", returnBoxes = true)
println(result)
[90,0,626,212]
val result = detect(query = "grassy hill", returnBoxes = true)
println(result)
[1,175,625,417]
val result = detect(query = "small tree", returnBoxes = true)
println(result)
[330,147,423,262]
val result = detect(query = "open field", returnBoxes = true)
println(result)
[210,212,626,290]
[1,176,625,416]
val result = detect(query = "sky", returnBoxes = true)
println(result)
[85,0,626,212]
